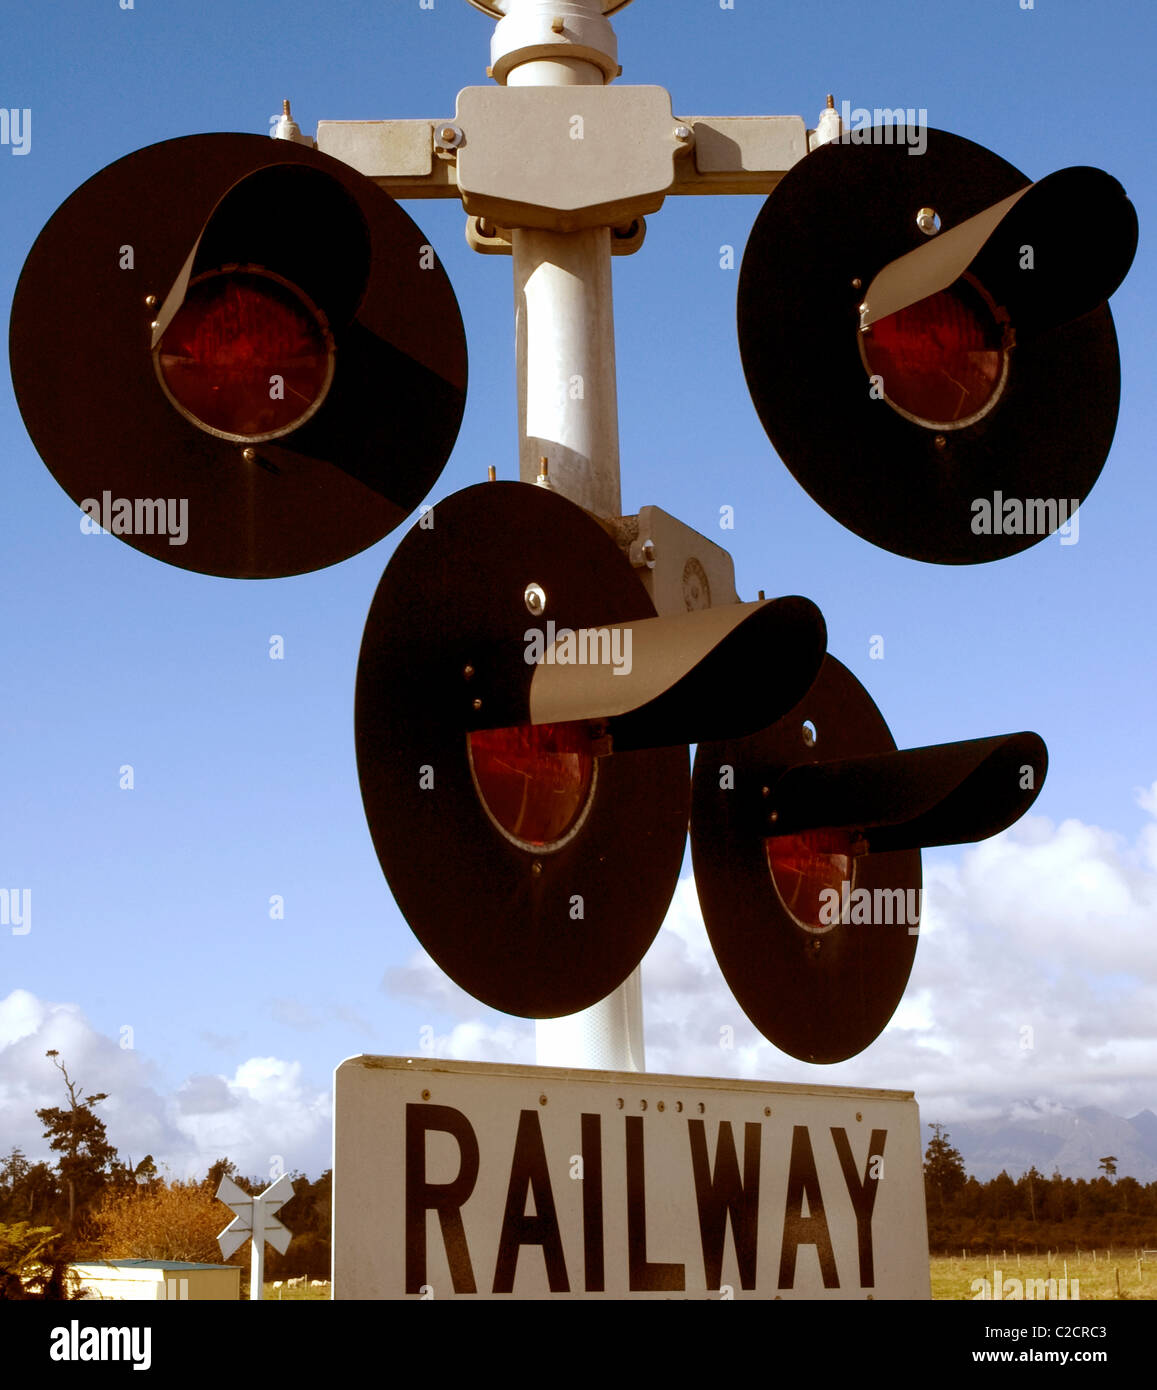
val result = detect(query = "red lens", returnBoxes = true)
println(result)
[154,267,333,441]
[862,277,1004,426]
[469,723,595,848]
[766,828,858,933]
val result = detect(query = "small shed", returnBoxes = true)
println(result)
[69,1259,240,1301]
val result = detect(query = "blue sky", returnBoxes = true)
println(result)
[1,0,1155,1182]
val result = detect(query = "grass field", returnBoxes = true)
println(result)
[264,1259,1156,1300]
[931,1252,1157,1301]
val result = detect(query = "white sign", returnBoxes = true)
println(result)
[333,1056,930,1300]
[216,1173,295,1300]
[216,1173,294,1259]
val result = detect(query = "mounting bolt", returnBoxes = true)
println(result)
[524,582,546,616]
[916,206,941,236]
[630,536,656,569]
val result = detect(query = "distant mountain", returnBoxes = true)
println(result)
[1127,1109,1157,1160]
[923,1104,1157,1182]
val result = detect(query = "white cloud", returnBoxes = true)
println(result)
[376,806,1157,1125]
[0,992,331,1180]
[5,803,1155,1180]
[0,989,43,1047]
[631,808,1157,1123]
[383,954,493,1021]
[1135,780,1157,817]
[382,948,535,1061]
[173,1057,330,1180]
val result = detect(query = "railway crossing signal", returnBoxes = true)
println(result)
[8,1,1138,1066]
[9,132,467,578]
[692,658,1047,1062]
[354,480,827,1017]
[738,130,1138,563]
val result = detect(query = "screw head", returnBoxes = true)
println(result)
[916,206,941,236]
[524,582,546,616]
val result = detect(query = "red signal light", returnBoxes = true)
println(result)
[765,827,861,934]
[153,265,334,442]
[859,275,1007,429]
[468,722,596,849]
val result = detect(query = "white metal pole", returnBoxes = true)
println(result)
[250,1227,264,1302]
[487,0,642,1072]
[513,224,621,516]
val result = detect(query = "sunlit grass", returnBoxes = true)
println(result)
[931,1251,1157,1301]
[262,1280,329,1300]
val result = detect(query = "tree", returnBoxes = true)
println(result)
[0,1148,58,1228]
[923,1124,967,1211]
[86,1176,242,1267]
[1019,1165,1045,1223]
[1098,1155,1118,1179]
[988,1170,1018,1222]
[1116,1174,1141,1215]
[0,1221,76,1300]
[206,1158,238,1193]
[0,1148,30,1197]
[36,1052,119,1230]
[266,1170,332,1281]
